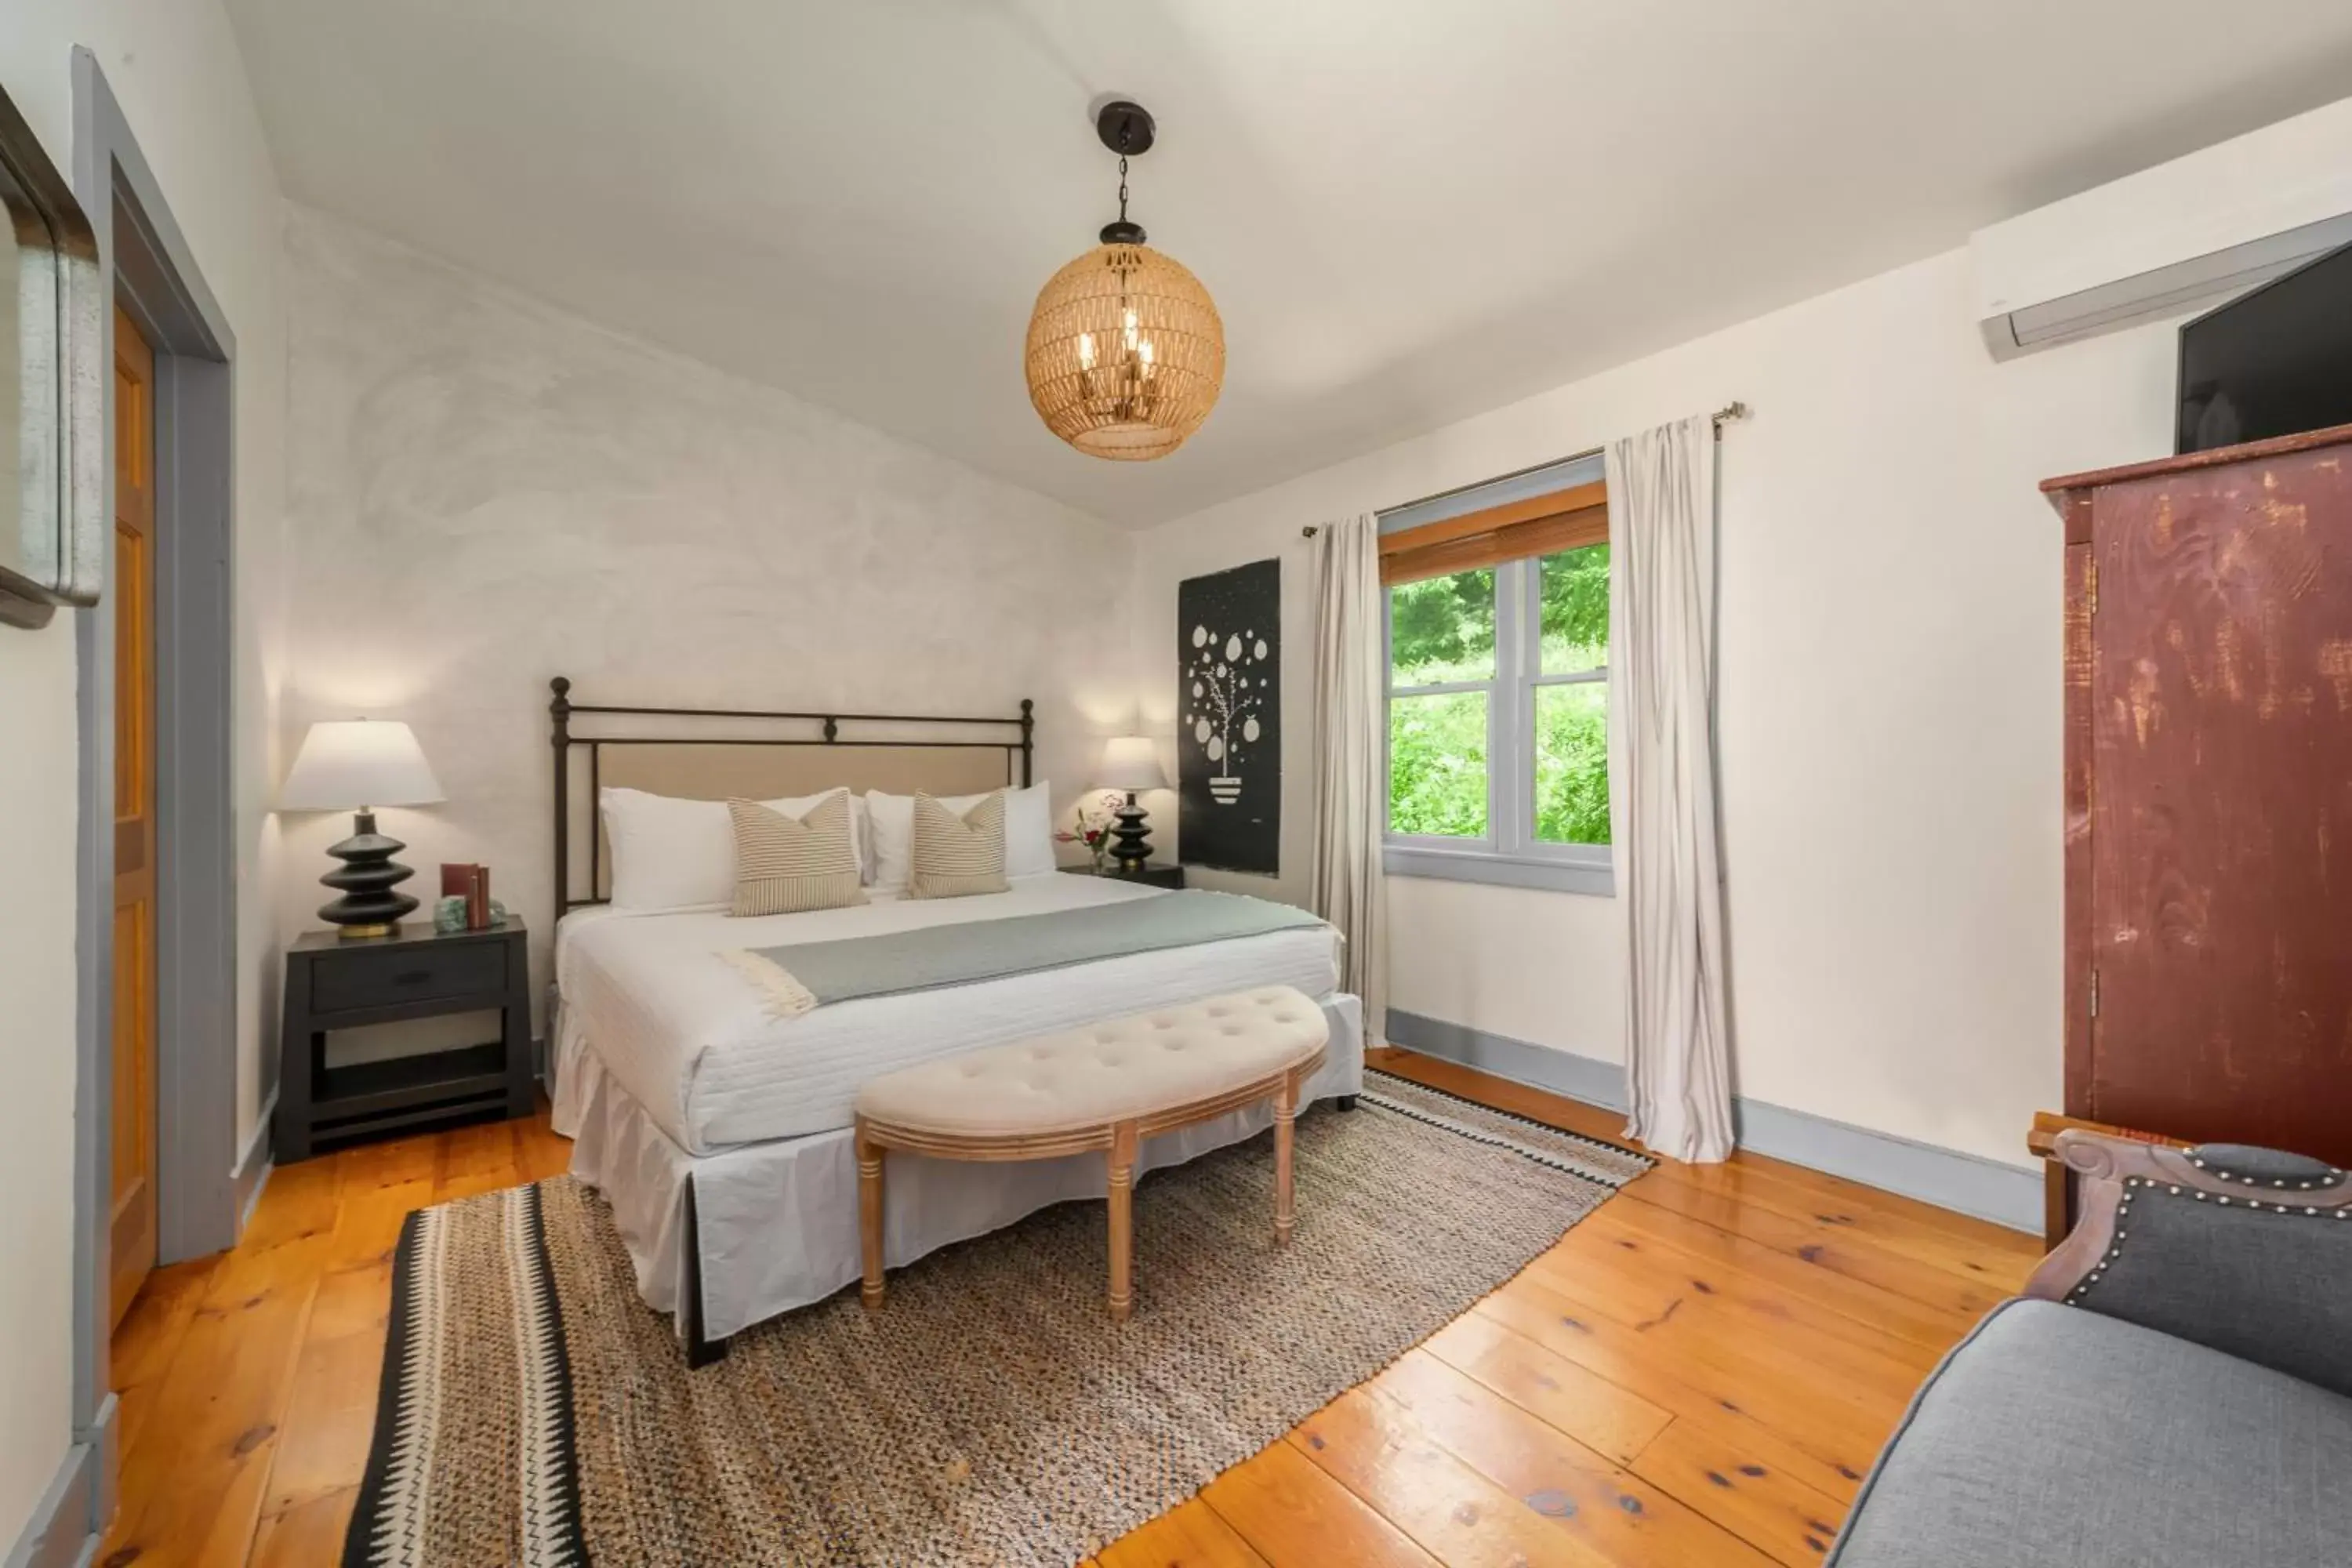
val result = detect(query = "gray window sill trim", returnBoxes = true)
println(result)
[1383,843,1615,896]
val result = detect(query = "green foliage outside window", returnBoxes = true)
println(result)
[1533,683,1608,844]
[1388,568,1495,684]
[1538,544,1609,675]
[1534,545,1610,844]
[1387,569,1493,838]
[1387,546,1612,845]
[1388,691,1490,837]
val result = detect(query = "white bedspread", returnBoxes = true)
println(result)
[553,873,1342,1154]
[565,996,1365,1339]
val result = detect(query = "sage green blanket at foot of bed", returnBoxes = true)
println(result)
[724,888,1331,1018]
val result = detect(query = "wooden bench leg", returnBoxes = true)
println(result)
[857,1120,886,1309]
[1275,1069,1299,1247]
[1107,1120,1138,1323]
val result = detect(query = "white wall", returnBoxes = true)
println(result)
[0,2,285,1548]
[276,208,1137,1029]
[1134,245,2185,1170]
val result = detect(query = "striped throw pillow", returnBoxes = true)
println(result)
[907,790,1009,900]
[726,789,866,916]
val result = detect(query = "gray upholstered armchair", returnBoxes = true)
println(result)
[1827,1131,2352,1567]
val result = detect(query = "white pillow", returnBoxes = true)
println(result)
[601,786,868,911]
[999,781,1054,879]
[866,781,1051,894]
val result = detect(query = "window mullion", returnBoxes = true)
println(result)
[1493,561,1526,856]
[1522,555,1541,856]
[1524,556,1542,854]
[1524,550,1543,851]
[1383,588,1396,702]
[1381,587,1394,834]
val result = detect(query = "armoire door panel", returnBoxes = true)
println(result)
[2060,532,2095,1119]
[2085,445,2352,1163]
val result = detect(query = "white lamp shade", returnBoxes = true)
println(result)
[1095,735,1168,792]
[278,720,445,811]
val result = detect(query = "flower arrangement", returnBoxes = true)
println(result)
[1055,791,1128,873]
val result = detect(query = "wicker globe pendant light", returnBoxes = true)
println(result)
[1025,100,1225,462]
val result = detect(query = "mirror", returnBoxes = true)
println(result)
[0,79,102,630]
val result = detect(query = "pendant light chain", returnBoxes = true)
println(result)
[1117,155,1130,227]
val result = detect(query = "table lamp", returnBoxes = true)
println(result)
[279,719,445,938]
[1095,735,1169,875]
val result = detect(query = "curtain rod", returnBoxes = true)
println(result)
[1300,401,1748,538]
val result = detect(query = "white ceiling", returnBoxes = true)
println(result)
[223,0,2352,527]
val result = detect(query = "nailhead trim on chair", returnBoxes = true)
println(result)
[2067,1173,2351,1306]
[2186,1154,2347,1190]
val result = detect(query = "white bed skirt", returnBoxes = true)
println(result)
[555,994,1365,1340]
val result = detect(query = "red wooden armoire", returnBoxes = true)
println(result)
[2044,423,2352,1165]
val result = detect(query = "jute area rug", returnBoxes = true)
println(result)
[346,1069,1652,1566]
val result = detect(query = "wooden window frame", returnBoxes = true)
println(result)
[1382,481,1615,898]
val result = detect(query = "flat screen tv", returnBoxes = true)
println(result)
[2177,241,2352,455]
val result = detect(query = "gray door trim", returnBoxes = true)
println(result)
[66,48,241,1546]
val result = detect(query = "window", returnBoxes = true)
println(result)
[1383,460,1613,895]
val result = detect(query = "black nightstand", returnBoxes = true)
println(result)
[1062,862,1185,890]
[275,919,533,1163]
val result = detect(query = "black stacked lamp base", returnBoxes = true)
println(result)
[318,809,419,938]
[1109,789,1154,875]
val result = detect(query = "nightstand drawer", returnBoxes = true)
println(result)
[310,940,508,1014]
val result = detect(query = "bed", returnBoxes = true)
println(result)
[543,681,1366,1359]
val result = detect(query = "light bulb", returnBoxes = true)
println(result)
[1076,332,1095,370]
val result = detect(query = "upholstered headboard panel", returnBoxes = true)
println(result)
[549,679,1033,911]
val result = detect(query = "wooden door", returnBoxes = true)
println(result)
[2085,440,2352,1163]
[110,306,159,1330]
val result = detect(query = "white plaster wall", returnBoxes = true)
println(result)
[278,209,1137,1024]
[1133,245,2185,1170]
[0,2,286,1545]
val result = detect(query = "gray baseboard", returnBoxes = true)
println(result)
[4,1424,104,1568]
[231,1090,276,1235]
[1729,1098,2042,1235]
[1385,1008,2041,1233]
[1385,1009,1631,1112]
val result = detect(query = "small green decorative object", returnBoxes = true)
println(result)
[434,896,510,934]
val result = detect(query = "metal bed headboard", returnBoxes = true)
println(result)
[548,676,1034,915]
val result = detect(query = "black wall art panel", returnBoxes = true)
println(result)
[1177,558,1281,874]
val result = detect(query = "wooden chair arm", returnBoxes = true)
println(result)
[2024,1131,2352,1303]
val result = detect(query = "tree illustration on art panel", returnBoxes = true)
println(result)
[1185,623,1269,804]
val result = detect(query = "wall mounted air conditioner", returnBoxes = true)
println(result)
[1970,93,2352,359]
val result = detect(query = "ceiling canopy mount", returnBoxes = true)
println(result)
[1093,98,1156,158]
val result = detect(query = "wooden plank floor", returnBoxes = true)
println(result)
[102,1048,2041,1566]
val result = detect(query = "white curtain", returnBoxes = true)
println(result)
[1606,417,1735,1163]
[1310,514,1388,1045]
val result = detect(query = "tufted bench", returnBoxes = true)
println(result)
[852,986,1330,1322]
